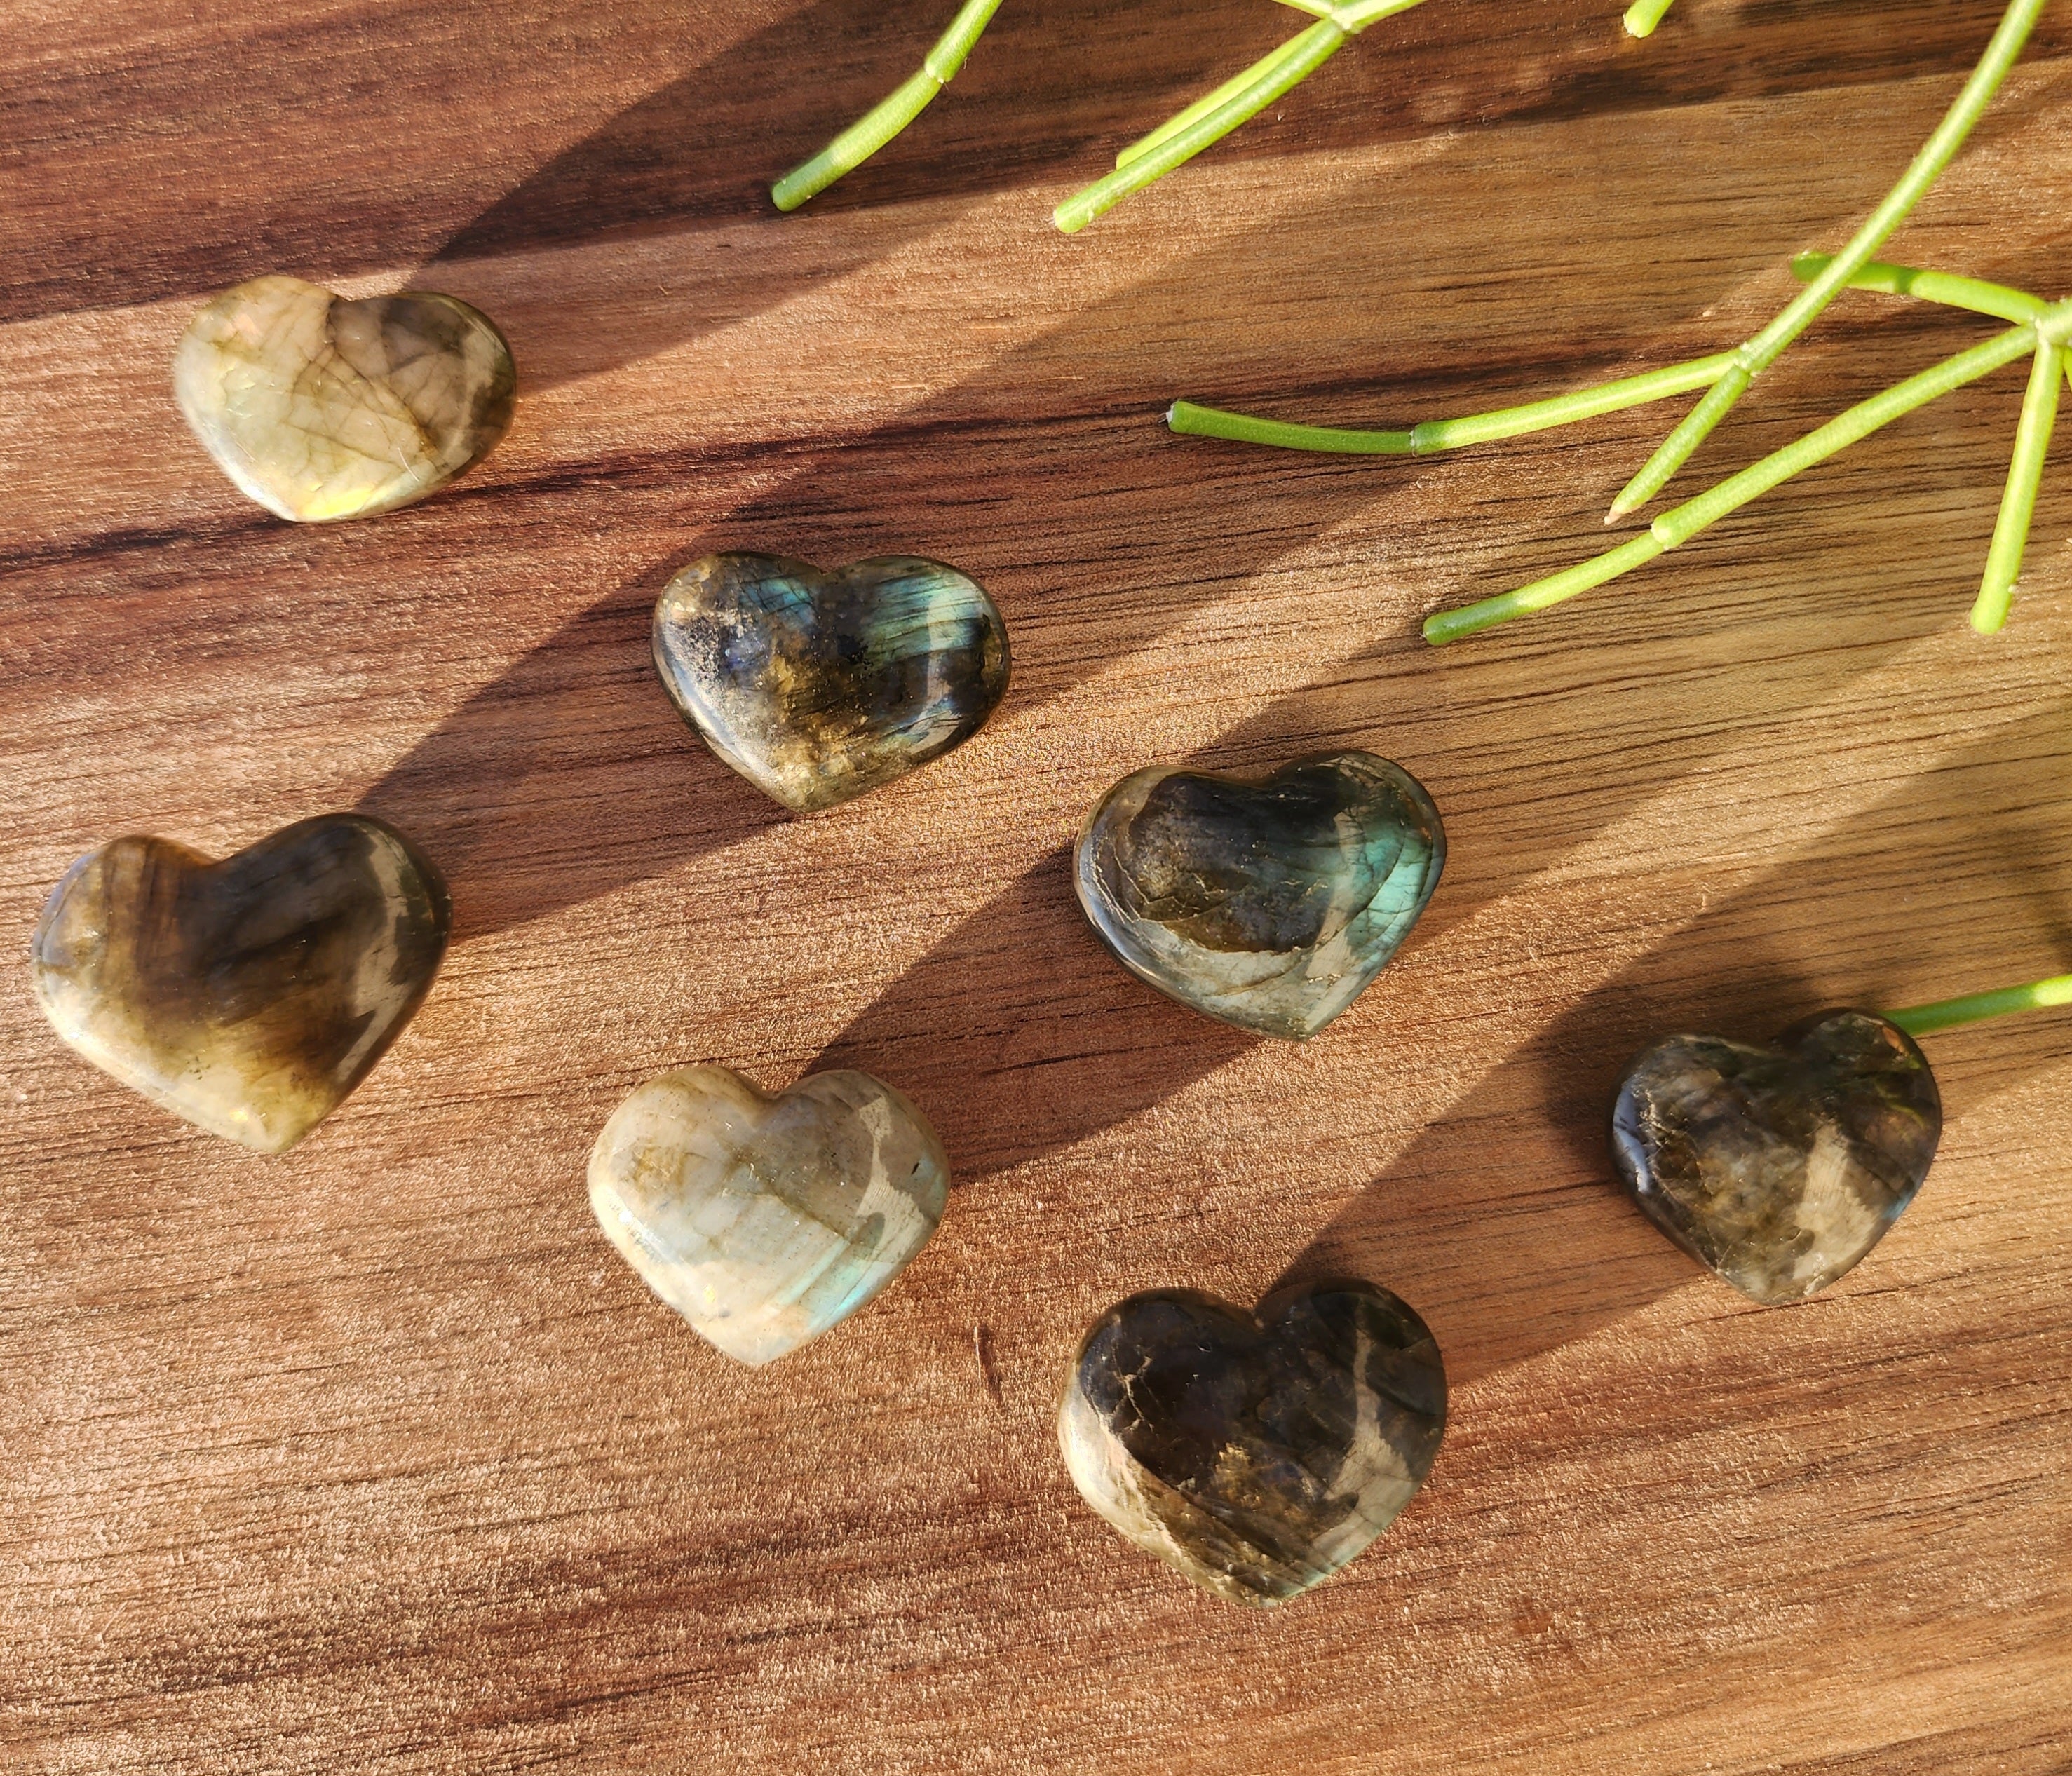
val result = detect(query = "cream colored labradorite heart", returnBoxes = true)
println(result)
[588,1066,950,1366]
[173,275,515,522]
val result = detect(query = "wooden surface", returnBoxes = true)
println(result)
[5,2,2072,1770]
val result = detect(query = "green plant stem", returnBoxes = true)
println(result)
[1792,253,2051,326]
[1118,34,1318,170]
[1887,974,2072,1036]
[1607,0,2047,518]
[1054,0,1431,235]
[1167,353,1737,455]
[1623,0,1678,38]
[1423,319,2047,644]
[1970,336,2065,633]
[771,0,1005,212]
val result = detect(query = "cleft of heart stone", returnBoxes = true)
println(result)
[1059,1280,1447,1606]
[173,275,516,522]
[651,552,1010,813]
[1074,751,1446,1040]
[587,1065,951,1366]
[31,813,452,1154]
[1611,1009,1943,1304]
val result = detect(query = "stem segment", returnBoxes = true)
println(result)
[1971,337,2065,633]
[1423,320,2047,645]
[771,0,1005,212]
[1887,974,2072,1036]
[1167,353,1737,455]
[1607,0,2047,517]
[1623,0,1678,39]
[1054,0,1433,235]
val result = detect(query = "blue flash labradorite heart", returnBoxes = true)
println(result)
[1074,752,1446,1040]
[1059,1281,1447,1607]
[1611,1010,1943,1305]
[652,553,1010,812]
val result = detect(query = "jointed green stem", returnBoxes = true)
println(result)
[1167,353,1737,454]
[1054,0,1434,235]
[771,0,1005,212]
[1792,254,2053,327]
[1971,337,2065,633]
[1117,32,1320,170]
[1623,0,1678,39]
[1422,318,2053,645]
[1607,0,2048,518]
[1887,973,2072,1036]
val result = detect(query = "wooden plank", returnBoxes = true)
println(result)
[3,1,2068,1770]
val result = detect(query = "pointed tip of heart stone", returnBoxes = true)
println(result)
[1610,1008,1943,1304]
[1059,1280,1447,1606]
[651,552,1010,812]
[1074,751,1446,1040]
[173,275,515,523]
[587,1064,951,1365]
[31,813,451,1153]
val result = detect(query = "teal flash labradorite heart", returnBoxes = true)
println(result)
[588,1065,950,1366]
[174,276,515,522]
[1059,1282,1447,1606]
[652,553,1010,812]
[1611,1010,1942,1305]
[31,814,451,1153]
[1074,752,1446,1040]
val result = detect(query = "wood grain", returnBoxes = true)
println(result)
[4,2,2071,1770]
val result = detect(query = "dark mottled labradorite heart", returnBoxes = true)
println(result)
[174,276,515,522]
[652,552,1010,812]
[1611,1010,1942,1305]
[31,815,451,1154]
[1059,1282,1447,1607]
[1074,752,1445,1039]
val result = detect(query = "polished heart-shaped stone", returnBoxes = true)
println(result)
[588,1065,950,1366]
[651,552,1010,812]
[1611,1010,1943,1304]
[1074,751,1446,1040]
[31,814,451,1154]
[174,275,515,522]
[1059,1280,1446,1607]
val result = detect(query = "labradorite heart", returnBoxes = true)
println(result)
[31,814,451,1153]
[174,275,515,522]
[651,552,1010,813]
[1059,1282,1447,1607]
[588,1065,950,1366]
[1074,752,1446,1040]
[1611,1010,1942,1304]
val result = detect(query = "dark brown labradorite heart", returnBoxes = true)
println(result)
[31,815,451,1154]
[652,552,1010,812]
[1059,1281,1447,1607]
[1074,752,1445,1040]
[1610,1010,1942,1305]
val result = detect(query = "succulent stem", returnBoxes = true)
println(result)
[1054,0,1435,234]
[1606,0,2048,517]
[1623,0,1677,36]
[1888,974,2072,1036]
[1423,320,2048,644]
[1970,337,2065,634]
[771,0,1006,212]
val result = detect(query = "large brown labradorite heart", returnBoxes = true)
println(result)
[173,275,515,522]
[1059,1281,1447,1606]
[31,815,451,1154]
[1610,1010,1942,1305]
[1074,752,1445,1040]
[588,1065,950,1366]
[652,552,1010,812]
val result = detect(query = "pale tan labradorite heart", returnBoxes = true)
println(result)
[588,1066,951,1367]
[173,275,515,522]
